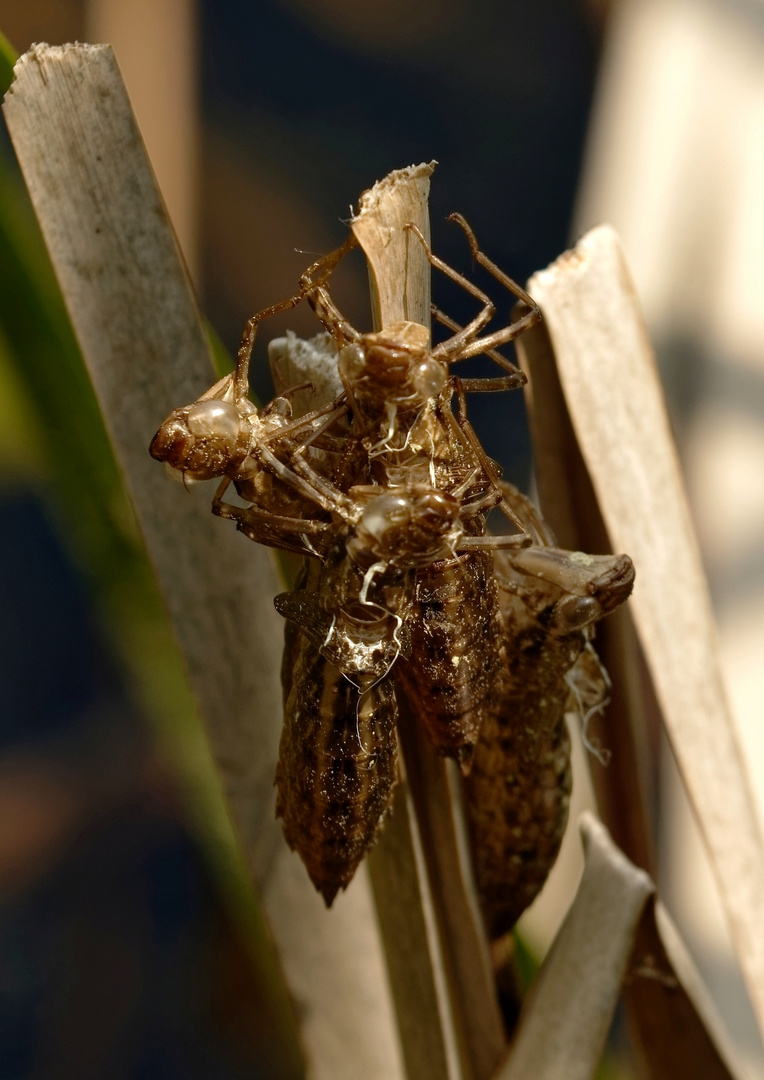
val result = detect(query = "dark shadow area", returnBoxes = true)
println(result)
[0,494,280,1080]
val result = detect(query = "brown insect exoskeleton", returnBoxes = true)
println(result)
[277,638,399,906]
[149,215,556,904]
[266,459,526,902]
[253,480,455,902]
[149,377,346,554]
[271,219,546,779]
[464,483,635,939]
[149,214,537,548]
[394,548,506,772]
[276,558,400,906]
[390,379,516,773]
[189,214,542,763]
[224,434,530,901]
[295,215,540,502]
[148,260,360,558]
[150,213,540,546]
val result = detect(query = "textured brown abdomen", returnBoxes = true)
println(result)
[396,551,505,773]
[464,647,573,939]
[463,536,632,938]
[276,639,398,905]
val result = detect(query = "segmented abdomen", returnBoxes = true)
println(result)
[395,551,505,773]
[462,497,632,938]
[464,638,575,939]
[464,572,607,938]
[276,638,398,905]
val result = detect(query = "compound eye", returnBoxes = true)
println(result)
[412,358,447,399]
[360,493,410,540]
[553,595,601,632]
[187,400,240,442]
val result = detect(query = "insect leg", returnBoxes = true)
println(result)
[449,377,531,539]
[300,234,363,348]
[431,304,526,388]
[235,234,360,403]
[404,222,496,358]
[211,475,234,514]
[447,213,541,315]
[457,534,531,551]
[493,480,556,546]
[264,401,349,453]
[234,290,309,402]
[299,232,359,291]
[256,444,347,516]
[285,444,356,520]
[212,497,329,537]
[211,476,331,556]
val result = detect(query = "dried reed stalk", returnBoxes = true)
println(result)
[500,815,747,1080]
[3,43,402,1080]
[529,227,764,1035]
[515,225,764,1070]
[353,164,506,1080]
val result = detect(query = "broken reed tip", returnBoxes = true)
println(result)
[352,160,438,222]
[350,163,434,329]
[19,41,113,64]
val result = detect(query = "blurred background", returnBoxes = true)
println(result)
[0,0,762,1076]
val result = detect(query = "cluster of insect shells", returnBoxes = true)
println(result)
[150,222,635,936]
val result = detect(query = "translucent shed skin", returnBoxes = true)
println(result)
[149,216,637,916]
[395,549,505,772]
[276,634,399,906]
[463,486,635,938]
[271,484,487,904]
